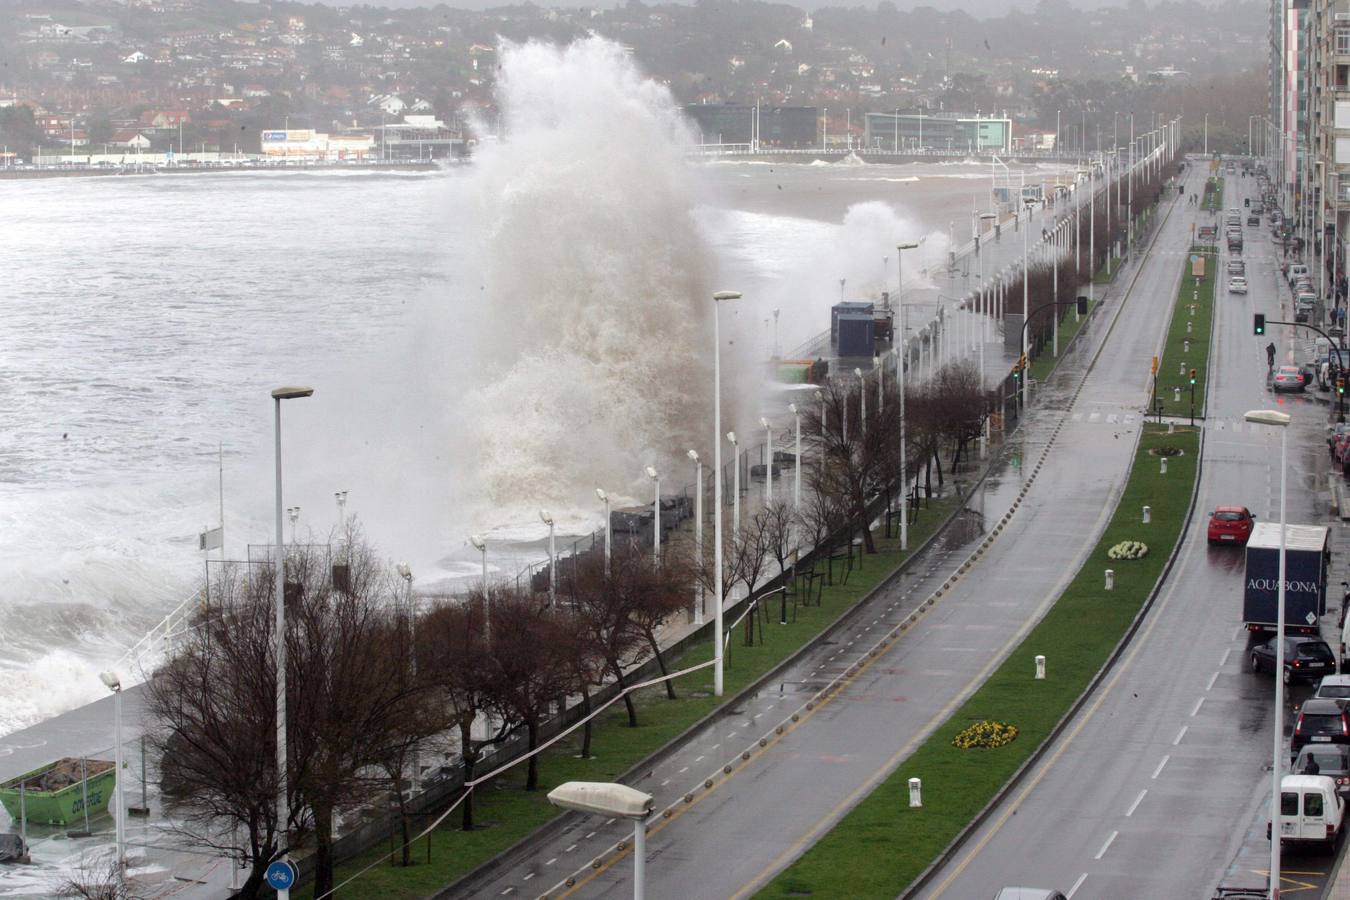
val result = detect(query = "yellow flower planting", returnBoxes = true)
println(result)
[952,720,1019,749]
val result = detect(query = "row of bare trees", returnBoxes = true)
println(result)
[144,526,694,899]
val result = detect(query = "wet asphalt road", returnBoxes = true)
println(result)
[463,158,1187,898]
[919,165,1350,899]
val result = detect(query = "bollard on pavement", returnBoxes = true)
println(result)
[908,778,923,808]
[1143,505,1151,524]
[1160,457,1168,475]
[1179,363,1185,376]
[1035,655,1046,680]
[1167,421,1175,434]
[1105,569,1115,591]
[1174,387,1181,402]
[1184,339,1190,353]
[1187,320,1193,334]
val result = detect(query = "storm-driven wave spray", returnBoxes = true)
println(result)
[463,38,718,519]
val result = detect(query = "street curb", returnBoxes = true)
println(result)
[901,182,1209,899]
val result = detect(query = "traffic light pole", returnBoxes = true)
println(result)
[1256,316,1347,422]
[1016,297,1093,394]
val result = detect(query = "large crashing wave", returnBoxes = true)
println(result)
[465,38,714,518]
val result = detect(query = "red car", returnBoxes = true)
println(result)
[1208,506,1256,545]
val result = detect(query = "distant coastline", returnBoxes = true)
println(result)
[0,160,445,180]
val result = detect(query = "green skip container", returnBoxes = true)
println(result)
[0,758,116,826]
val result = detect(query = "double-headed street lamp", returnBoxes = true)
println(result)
[1246,409,1290,900]
[271,385,313,892]
[711,289,742,697]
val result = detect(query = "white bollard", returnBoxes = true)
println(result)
[1179,363,1185,376]
[1160,457,1168,475]
[1183,339,1190,353]
[1187,320,1193,334]
[1035,655,1046,680]
[1105,569,1115,590]
[908,778,923,808]
[1143,505,1151,524]
[1174,387,1181,402]
[1167,421,1175,434]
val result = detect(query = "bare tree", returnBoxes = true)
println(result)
[58,853,128,900]
[418,591,511,831]
[565,553,650,725]
[486,591,576,790]
[623,549,694,700]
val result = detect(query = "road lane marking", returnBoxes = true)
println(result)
[660,780,670,787]
[1191,697,1205,717]
[1095,830,1118,859]
[1152,755,1170,779]
[678,767,688,774]
[523,873,535,881]
[1126,789,1147,817]
[546,858,557,866]
[1068,873,1089,898]
[1174,725,1188,745]
[500,889,513,896]
[564,844,577,853]
[1221,647,1232,667]
[1206,670,1220,691]
[585,832,595,839]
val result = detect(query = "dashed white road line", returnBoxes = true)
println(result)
[660,779,670,787]
[564,844,577,853]
[1191,697,1205,717]
[1068,872,1089,898]
[1220,647,1232,667]
[1152,755,1170,779]
[1095,830,1118,860]
[500,888,513,896]
[585,831,595,839]
[678,766,689,774]
[1173,725,1188,745]
[523,873,535,882]
[1206,670,1220,691]
[545,858,558,866]
[1125,789,1147,817]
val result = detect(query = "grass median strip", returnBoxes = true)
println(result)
[757,421,1200,900]
[1152,248,1214,420]
[295,497,966,899]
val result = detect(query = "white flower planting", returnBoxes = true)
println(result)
[1107,540,1149,560]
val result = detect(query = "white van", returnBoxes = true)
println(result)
[1276,775,1345,847]
[1289,264,1311,286]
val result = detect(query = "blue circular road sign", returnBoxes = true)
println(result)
[265,860,297,890]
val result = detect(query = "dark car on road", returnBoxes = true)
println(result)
[1291,699,1350,755]
[1294,745,1350,794]
[1251,636,1337,684]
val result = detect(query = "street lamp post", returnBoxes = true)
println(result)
[712,290,741,697]
[547,783,654,900]
[469,534,489,641]
[334,490,347,525]
[687,451,704,625]
[539,509,556,606]
[855,368,866,437]
[98,671,126,889]
[896,241,919,553]
[1245,409,1290,900]
[270,385,313,891]
[646,466,661,564]
[596,488,612,578]
[759,417,774,504]
[727,431,740,533]
[788,403,802,509]
[286,506,300,545]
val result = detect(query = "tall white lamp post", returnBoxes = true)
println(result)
[595,488,611,578]
[271,385,312,887]
[727,431,741,533]
[855,367,866,436]
[759,417,773,504]
[539,509,556,606]
[896,243,919,552]
[788,404,801,509]
[1246,409,1290,900]
[687,451,704,625]
[712,290,741,697]
[547,783,654,900]
[646,466,660,564]
[99,671,126,888]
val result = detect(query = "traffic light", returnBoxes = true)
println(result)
[1254,313,1266,335]
[1339,378,1345,396]
[1076,295,1089,315]
[1189,368,1197,385]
